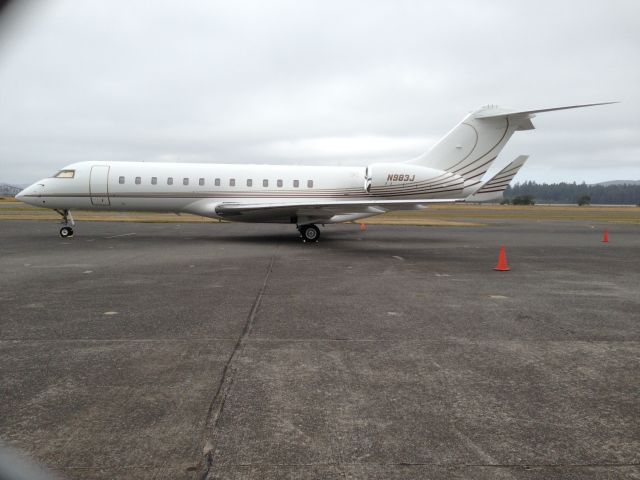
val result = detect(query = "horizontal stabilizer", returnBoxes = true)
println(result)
[474,102,618,119]
[466,155,528,202]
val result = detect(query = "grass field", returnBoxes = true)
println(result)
[1,197,639,225]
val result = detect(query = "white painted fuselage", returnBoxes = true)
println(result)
[18,160,465,224]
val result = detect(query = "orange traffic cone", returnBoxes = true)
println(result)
[359,223,367,231]
[602,230,609,243]
[494,245,511,271]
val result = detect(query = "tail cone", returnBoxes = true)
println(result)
[494,245,511,271]
[602,230,609,243]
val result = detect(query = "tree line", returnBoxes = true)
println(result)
[505,181,640,205]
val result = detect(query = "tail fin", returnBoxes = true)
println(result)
[466,155,528,202]
[406,102,615,196]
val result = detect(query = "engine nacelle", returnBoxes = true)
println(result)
[365,163,464,196]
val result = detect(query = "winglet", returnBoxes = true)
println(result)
[466,155,528,202]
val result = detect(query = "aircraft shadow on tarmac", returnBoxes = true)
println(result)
[78,230,466,263]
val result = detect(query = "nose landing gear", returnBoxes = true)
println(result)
[59,226,74,238]
[55,209,75,238]
[298,224,320,243]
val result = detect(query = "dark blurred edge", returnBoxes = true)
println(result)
[0,0,16,20]
[0,443,58,480]
[0,1,56,479]
[0,0,57,471]
[0,0,34,34]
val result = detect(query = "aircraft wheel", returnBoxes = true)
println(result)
[300,224,320,243]
[60,226,73,238]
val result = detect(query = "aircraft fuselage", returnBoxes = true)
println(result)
[17,161,463,223]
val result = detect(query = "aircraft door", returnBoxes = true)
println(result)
[90,165,110,205]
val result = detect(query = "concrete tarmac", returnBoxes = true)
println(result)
[0,220,639,480]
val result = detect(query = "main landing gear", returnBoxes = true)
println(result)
[298,224,320,243]
[55,209,75,238]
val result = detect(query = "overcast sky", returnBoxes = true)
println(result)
[0,0,638,184]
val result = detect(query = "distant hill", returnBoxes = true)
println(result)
[595,180,640,186]
[0,183,23,196]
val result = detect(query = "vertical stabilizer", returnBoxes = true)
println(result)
[406,102,614,196]
[406,107,533,195]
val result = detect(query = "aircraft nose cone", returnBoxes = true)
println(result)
[15,183,41,204]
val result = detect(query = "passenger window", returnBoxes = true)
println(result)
[307,180,314,188]
[263,179,268,187]
[230,178,236,187]
[135,177,141,185]
[119,176,125,184]
[54,170,75,178]
[183,178,189,186]
[293,180,299,188]
[247,179,253,187]
[214,178,220,187]
[277,179,283,188]
[167,177,174,185]
[199,178,205,186]
[151,177,157,185]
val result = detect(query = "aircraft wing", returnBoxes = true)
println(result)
[466,155,528,202]
[214,198,463,223]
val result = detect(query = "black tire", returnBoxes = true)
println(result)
[60,226,72,238]
[301,224,320,242]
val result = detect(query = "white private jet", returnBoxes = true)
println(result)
[16,102,613,242]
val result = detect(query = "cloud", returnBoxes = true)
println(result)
[0,0,638,184]
[244,135,434,164]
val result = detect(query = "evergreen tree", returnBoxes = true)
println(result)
[505,182,640,205]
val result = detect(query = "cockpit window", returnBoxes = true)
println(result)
[53,170,75,178]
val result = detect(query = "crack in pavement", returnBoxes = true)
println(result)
[196,253,276,480]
